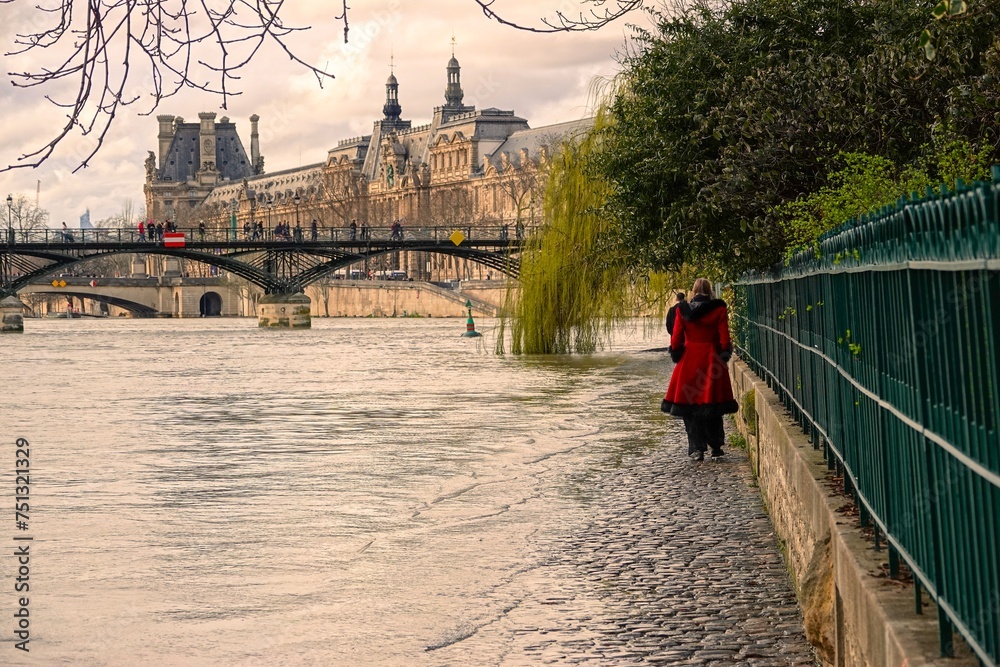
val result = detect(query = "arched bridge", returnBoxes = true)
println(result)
[24,288,159,316]
[0,224,526,297]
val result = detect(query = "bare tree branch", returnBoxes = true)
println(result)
[4,194,50,232]
[0,0,345,174]
[471,0,645,32]
[0,0,628,174]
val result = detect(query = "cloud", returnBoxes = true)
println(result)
[0,0,630,225]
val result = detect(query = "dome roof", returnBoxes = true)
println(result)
[386,72,398,85]
[447,56,460,68]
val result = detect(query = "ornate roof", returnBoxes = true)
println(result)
[486,117,593,171]
[158,120,254,183]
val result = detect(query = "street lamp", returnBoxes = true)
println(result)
[293,192,301,241]
[266,196,273,239]
[248,190,257,239]
[230,199,238,241]
[6,194,12,244]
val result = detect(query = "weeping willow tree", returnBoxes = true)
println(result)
[497,105,673,355]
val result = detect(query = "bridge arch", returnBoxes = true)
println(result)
[200,291,223,316]
[22,290,157,316]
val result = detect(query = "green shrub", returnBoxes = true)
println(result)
[742,389,758,437]
[728,432,748,450]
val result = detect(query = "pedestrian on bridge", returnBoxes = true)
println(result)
[661,278,738,461]
[349,219,357,240]
[138,221,146,242]
[311,219,318,241]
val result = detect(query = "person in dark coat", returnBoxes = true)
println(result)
[662,278,738,461]
[665,291,686,340]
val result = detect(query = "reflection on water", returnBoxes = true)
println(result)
[0,317,672,665]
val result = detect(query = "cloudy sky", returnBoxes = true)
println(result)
[0,0,642,226]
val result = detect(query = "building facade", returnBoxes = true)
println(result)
[144,55,591,281]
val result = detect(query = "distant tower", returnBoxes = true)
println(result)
[249,114,262,173]
[444,38,464,110]
[383,55,402,123]
[156,114,176,169]
[198,111,217,167]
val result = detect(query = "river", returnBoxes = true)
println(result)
[1,317,680,665]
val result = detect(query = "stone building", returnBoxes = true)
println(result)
[144,113,263,225]
[144,54,591,281]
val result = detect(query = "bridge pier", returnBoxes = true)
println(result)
[258,293,311,328]
[1,295,24,333]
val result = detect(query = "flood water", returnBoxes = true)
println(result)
[1,317,675,665]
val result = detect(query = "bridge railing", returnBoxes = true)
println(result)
[0,224,534,245]
[732,169,1000,665]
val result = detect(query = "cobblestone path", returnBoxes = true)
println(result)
[441,424,819,666]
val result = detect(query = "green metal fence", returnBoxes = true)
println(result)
[733,168,1000,666]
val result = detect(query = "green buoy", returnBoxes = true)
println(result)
[462,299,482,337]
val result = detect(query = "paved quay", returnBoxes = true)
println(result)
[439,419,819,666]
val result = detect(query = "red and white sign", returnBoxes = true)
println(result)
[163,232,185,248]
[89,279,97,287]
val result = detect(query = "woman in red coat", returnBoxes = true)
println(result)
[661,278,738,460]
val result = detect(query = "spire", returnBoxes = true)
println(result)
[383,54,401,122]
[444,38,464,109]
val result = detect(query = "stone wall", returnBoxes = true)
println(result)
[304,281,499,318]
[20,281,242,318]
[729,359,977,667]
[455,281,512,314]
[165,285,241,317]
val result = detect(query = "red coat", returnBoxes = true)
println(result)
[662,297,738,417]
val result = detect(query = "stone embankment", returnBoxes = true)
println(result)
[305,279,505,318]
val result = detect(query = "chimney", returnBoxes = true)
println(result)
[156,114,175,168]
[198,112,217,168]
[250,114,260,173]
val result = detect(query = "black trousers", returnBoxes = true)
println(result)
[682,415,725,455]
